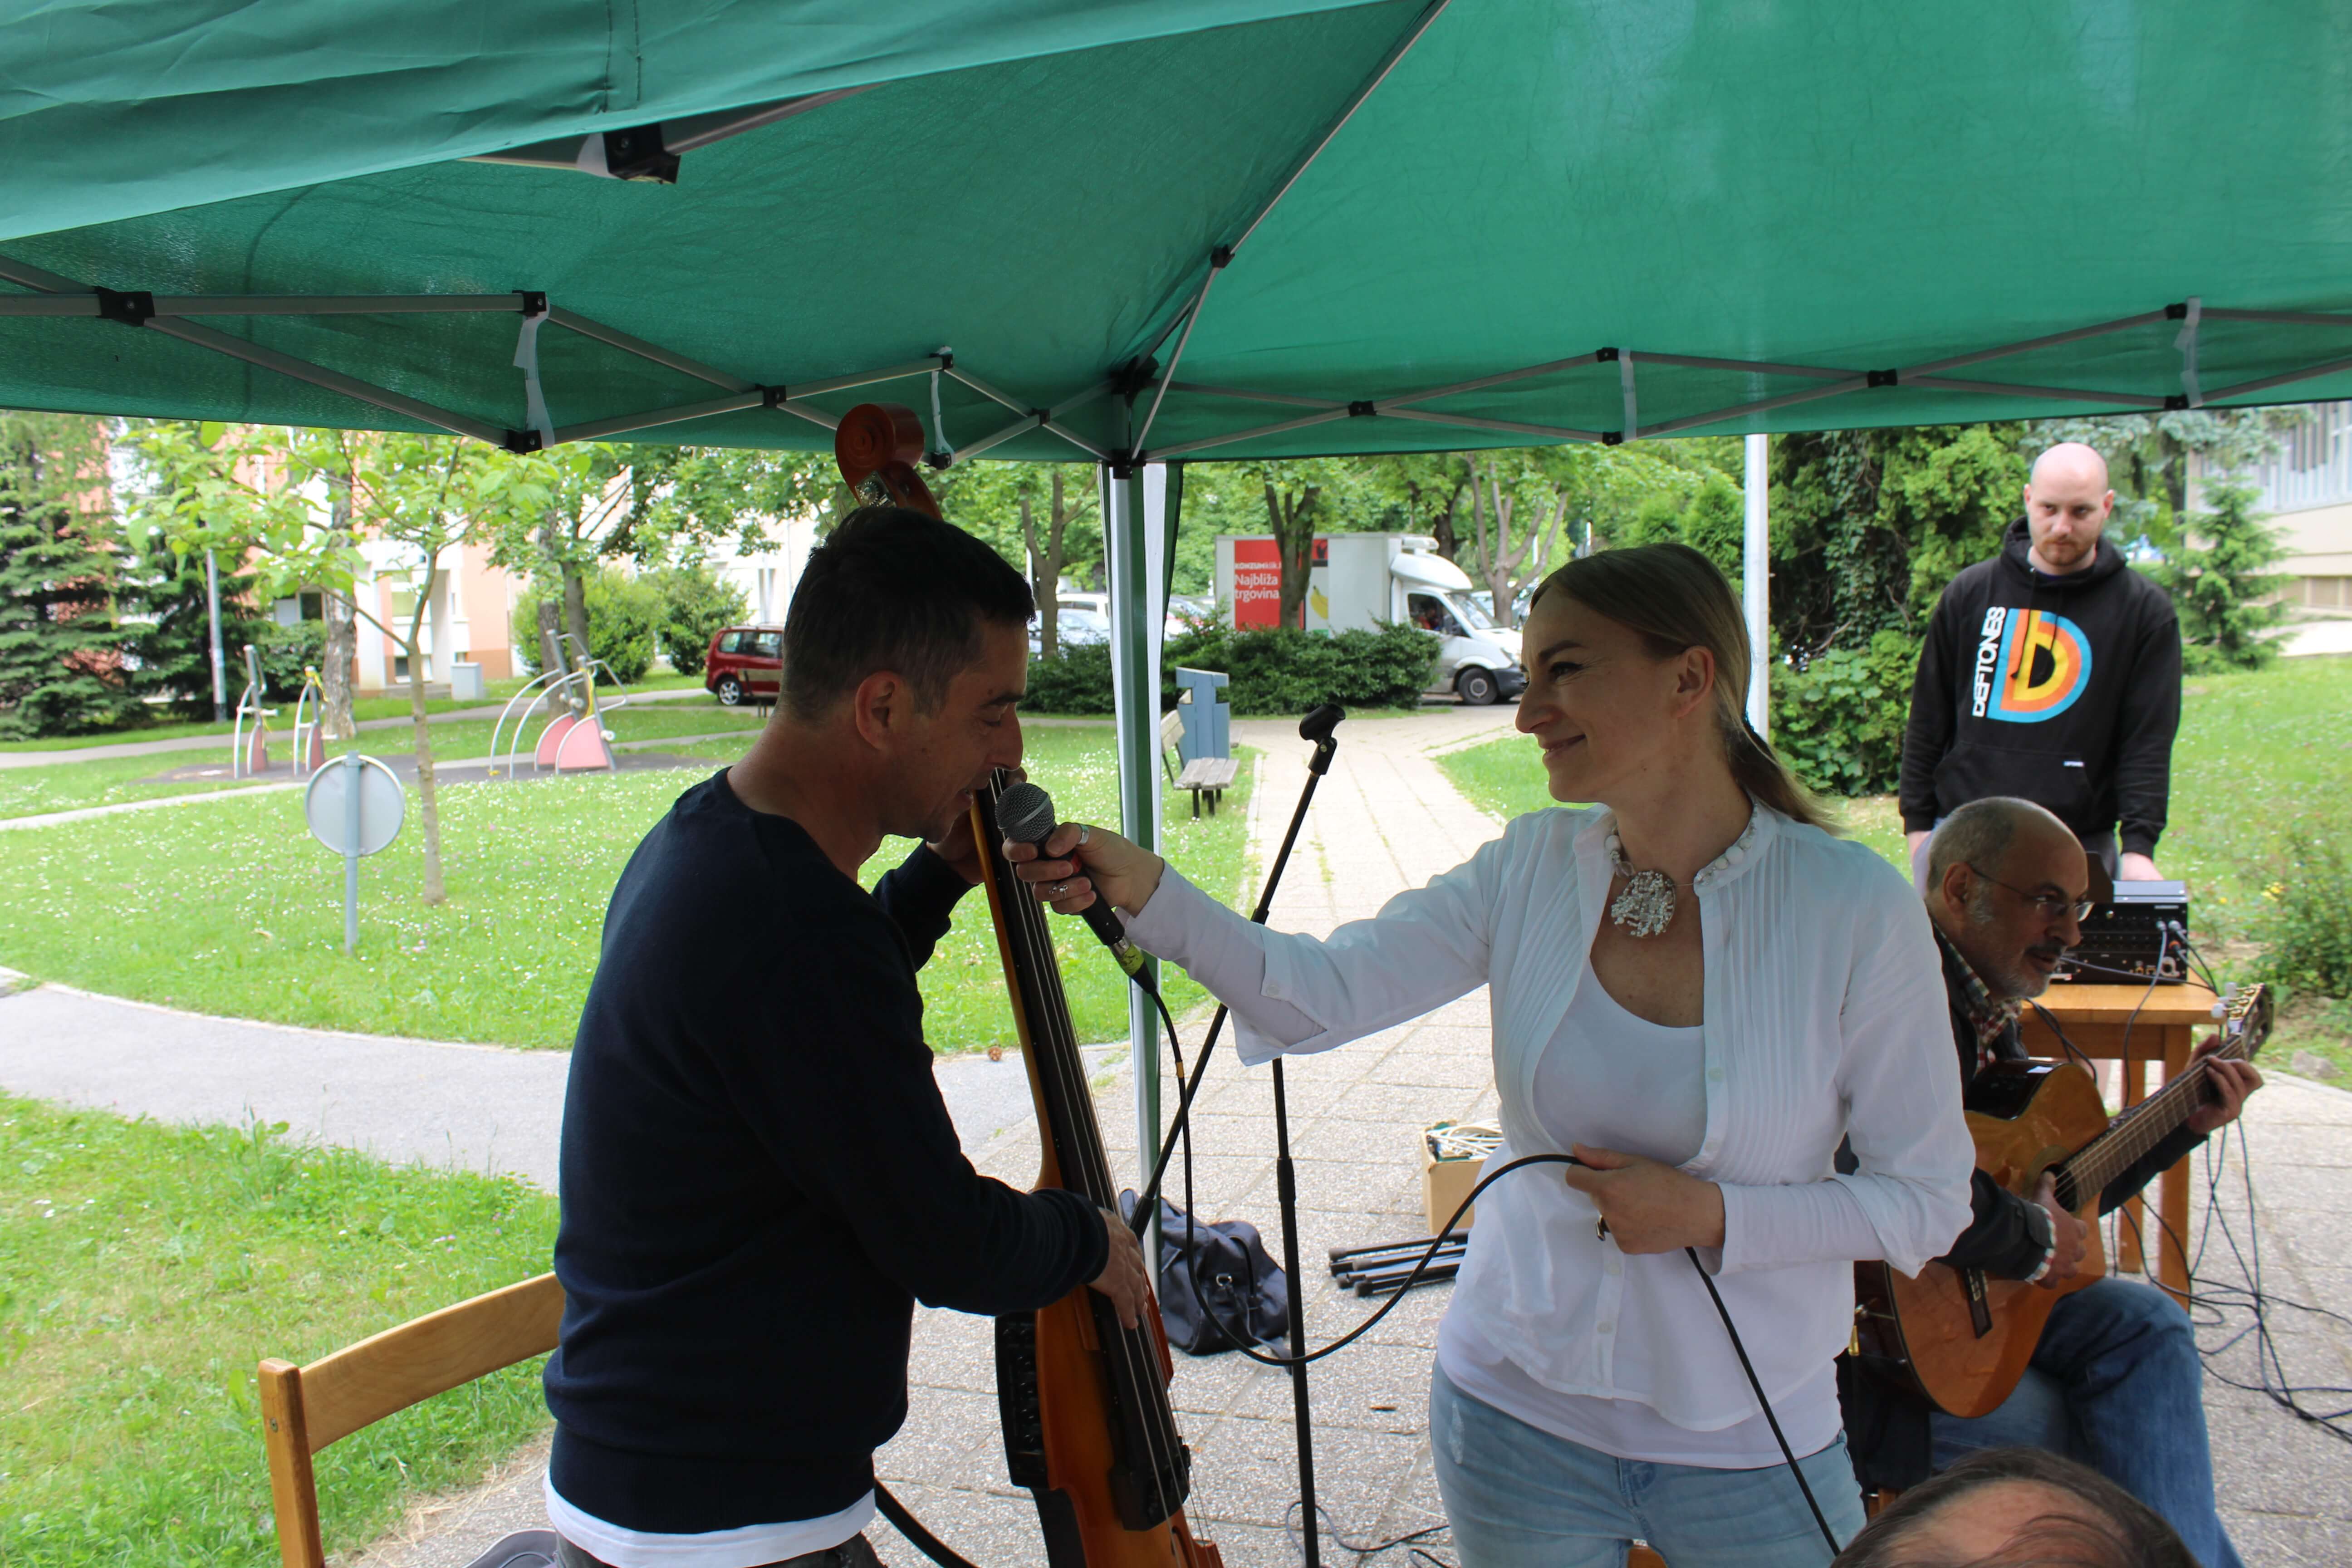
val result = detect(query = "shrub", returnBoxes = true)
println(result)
[2256,820,2352,999]
[1769,628,1919,797]
[645,566,748,677]
[1022,642,1117,714]
[1019,623,1441,716]
[512,569,665,683]
[252,617,328,701]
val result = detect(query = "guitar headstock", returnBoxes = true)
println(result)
[2217,982,2272,1062]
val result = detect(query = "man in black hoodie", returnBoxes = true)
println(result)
[1901,443,2182,882]
[543,506,1147,1568]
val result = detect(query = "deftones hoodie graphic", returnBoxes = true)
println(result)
[1900,519,2181,857]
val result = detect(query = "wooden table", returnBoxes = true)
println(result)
[2018,979,2221,1305]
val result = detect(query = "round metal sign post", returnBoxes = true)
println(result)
[303,753,406,954]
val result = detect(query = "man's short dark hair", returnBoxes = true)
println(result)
[780,505,1033,720]
[1831,1448,2196,1568]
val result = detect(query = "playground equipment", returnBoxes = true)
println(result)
[230,643,273,779]
[487,632,632,780]
[288,664,328,778]
[301,752,405,955]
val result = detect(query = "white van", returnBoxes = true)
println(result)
[1213,533,1526,706]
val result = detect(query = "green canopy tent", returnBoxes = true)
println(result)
[7,0,2352,1269]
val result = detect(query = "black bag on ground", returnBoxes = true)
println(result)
[1118,1189,1289,1356]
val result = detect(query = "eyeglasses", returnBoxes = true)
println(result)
[1965,865,2095,924]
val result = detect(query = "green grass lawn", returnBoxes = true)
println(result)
[1438,657,2352,1068]
[0,701,766,822]
[0,671,712,755]
[0,723,1253,1052]
[0,1093,559,1568]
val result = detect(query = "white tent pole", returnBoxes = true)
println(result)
[1743,433,1770,736]
[1102,460,1166,1274]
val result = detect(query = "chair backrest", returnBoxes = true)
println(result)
[1160,705,1186,754]
[258,1271,566,1568]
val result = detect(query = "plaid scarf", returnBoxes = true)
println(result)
[1936,926,2019,1077]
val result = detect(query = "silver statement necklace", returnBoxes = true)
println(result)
[1604,811,1761,939]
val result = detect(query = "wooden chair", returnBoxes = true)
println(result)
[259,1272,567,1568]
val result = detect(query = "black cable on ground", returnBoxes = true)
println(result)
[873,1483,985,1568]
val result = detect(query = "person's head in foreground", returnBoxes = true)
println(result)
[2023,442,2116,576]
[1924,797,2092,1001]
[1515,540,1828,827]
[771,502,1033,843]
[1832,1447,2197,1567]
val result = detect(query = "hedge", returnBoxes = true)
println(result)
[1020,623,1441,716]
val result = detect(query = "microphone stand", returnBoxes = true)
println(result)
[1131,705,1340,1568]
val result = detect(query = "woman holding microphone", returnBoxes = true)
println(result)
[1009,544,1973,1567]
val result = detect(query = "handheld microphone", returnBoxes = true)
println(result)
[995,780,1153,986]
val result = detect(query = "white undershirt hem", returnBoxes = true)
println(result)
[544,1473,872,1568]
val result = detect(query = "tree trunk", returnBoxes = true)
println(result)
[318,461,359,740]
[562,566,591,670]
[1020,493,1058,658]
[1265,481,1321,628]
[534,598,566,686]
[408,560,446,906]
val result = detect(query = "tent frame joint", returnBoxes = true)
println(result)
[1867,368,1899,388]
[95,287,155,328]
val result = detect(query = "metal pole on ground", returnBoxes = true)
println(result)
[342,752,362,955]
[206,550,227,724]
[1743,433,1770,735]
[1102,460,1167,1271]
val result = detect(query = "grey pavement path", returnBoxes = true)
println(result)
[0,685,719,770]
[0,985,1087,1191]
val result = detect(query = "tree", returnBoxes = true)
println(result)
[131,423,552,906]
[647,564,749,676]
[1768,423,2027,660]
[2156,479,2287,672]
[1461,450,1582,628]
[935,461,1100,653]
[118,525,270,715]
[0,412,125,737]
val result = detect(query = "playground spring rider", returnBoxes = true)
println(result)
[288,664,328,778]
[537,634,618,772]
[230,642,272,779]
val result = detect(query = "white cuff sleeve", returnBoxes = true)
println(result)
[1124,866,1321,1060]
[1717,1176,1886,1275]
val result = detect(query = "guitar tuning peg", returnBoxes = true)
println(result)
[2210,1003,2226,1019]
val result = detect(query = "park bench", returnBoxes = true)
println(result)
[1160,696,1239,818]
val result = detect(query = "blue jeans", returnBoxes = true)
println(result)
[1931,1277,2241,1568]
[1430,1366,1864,1568]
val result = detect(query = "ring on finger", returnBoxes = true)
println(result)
[1050,881,1069,897]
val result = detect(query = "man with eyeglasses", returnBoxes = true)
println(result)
[1839,797,2259,1567]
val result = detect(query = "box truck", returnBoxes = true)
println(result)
[1213,533,1526,706]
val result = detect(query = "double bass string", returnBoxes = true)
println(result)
[989,774,1189,1522]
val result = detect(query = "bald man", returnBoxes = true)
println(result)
[1840,799,2256,1568]
[1901,443,2182,883]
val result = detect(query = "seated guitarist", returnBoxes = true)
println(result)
[542,506,1149,1568]
[1841,797,2259,1568]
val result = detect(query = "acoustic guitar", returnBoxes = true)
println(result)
[1853,983,2270,1418]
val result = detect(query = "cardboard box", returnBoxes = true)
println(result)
[1421,1123,1498,1234]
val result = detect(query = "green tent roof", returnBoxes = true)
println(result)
[5,0,2350,460]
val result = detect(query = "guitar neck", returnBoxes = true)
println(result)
[2057,987,2264,1205]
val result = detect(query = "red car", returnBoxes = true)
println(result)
[704,624,783,706]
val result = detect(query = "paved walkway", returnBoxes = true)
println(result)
[8,702,2350,1565]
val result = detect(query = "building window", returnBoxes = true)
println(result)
[299,592,324,621]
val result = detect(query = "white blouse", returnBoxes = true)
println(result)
[1123,803,1973,1431]
[1437,956,1844,1465]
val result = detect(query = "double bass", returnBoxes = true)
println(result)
[834,406,1224,1568]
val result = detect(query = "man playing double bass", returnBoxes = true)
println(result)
[543,505,1150,1568]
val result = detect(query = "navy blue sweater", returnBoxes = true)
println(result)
[544,771,1107,1532]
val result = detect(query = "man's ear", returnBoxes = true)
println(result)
[849,669,907,751]
[1935,859,1973,916]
